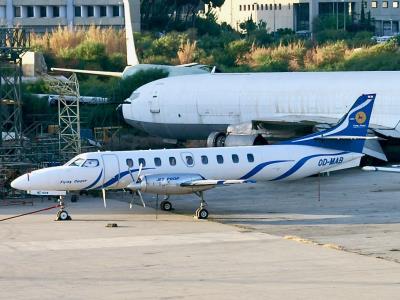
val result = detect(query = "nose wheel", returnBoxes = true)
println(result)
[194,192,209,220]
[56,196,71,221]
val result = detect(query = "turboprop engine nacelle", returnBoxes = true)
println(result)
[134,174,209,195]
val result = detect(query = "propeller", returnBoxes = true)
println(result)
[127,163,146,209]
[102,188,107,208]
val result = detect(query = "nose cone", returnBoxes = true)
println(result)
[11,174,30,191]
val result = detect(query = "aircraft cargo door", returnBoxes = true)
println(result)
[102,154,120,188]
[196,89,240,124]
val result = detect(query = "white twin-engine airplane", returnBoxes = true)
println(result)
[12,94,376,221]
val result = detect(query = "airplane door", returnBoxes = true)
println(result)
[102,154,120,188]
[150,86,161,113]
[180,152,195,167]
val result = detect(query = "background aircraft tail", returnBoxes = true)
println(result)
[123,0,139,66]
[286,94,376,153]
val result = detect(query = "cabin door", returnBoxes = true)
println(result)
[102,154,120,188]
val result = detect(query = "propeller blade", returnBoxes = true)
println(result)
[136,163,143,182]
[102,189,107,208]
[138,190,146,208]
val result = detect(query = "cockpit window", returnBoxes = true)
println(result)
[68,158,85,167]
[82,159,99,168]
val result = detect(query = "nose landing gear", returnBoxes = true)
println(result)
[56,196,71,221]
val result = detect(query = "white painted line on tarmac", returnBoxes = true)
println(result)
[0,231,278,252]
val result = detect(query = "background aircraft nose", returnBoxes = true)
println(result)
[11,174,29,191]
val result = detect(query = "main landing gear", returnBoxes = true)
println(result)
[160,196,173,211]
[194,191,209,220]
[56,196,71,221]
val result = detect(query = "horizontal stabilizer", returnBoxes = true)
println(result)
[51,68,123,78]
[315,135,381,140]
[181,179,255,187]
[362,166,400,173]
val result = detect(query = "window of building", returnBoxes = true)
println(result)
[278,3,282,9]
[394,1,399,7]
[371,1,378,8]
[14,6,21,18]
[100,5,107,17]
[270,4,273,10]
[26,6,34,17]
[382,1,389,7]
[138,158,146,167]
[112,5,120,16]
[252,4,255,10]
[232,154,239,163]
[288,3,291,9]
[257,4,260,10]
[74,6,81,17]
[40,6,46,17]
[53,6,60,17]
[169,157,176,166]
[261,4,264,10]
[243,4,247,11]
[217,155,224,164]
[247,153,255,163]
[239,5,242,11]
[126,159,134,168]
[87,5,94,17]
[274,3,277,10]
[201,155,208,165]
[265,4,268,10]
[248,5,251,10]
[154,157,161,167]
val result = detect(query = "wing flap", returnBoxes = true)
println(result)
[181,179,255,187]
[51,68,123,78]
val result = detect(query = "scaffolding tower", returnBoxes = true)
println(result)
[43,73,81,160]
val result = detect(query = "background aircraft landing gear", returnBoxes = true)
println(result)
[160,196,173,211]
[194,192,209,220]
[56,196,71,221]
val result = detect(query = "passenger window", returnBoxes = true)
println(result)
[138,158,146,167]
[126,158,133,168]
[154,157,161,167]
[232,154,239,163]
[82,159,99,168]
[186,155,194,166]
[201,155,208,165]
[169,157,176,166]
[217,155,224,164]
[247,154,255,163]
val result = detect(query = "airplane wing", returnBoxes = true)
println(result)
[181,179,255,187]
[253,115,340,126]
[362,166,400,173]
[51,68,123,77]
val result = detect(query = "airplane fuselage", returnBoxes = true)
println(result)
[122,71,400,140]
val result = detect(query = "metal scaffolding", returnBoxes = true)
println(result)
[43,73,81,160]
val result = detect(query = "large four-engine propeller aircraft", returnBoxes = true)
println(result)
[12,94,376,221]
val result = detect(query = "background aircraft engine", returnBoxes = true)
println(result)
[207,132,267,147]
[138,174,211,195]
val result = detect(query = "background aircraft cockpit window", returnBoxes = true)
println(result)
[130,92,140,100]
[82,159,99,168]
[247,154,255,163]
[126,158,134,168]
[138,158,146,167]
[201,155,208,164]
[69,158,85,167]
[154,157,162,166]
[169,157,176,166]
[217,155,224,164]
[232,154,239,163]
[186,155,194,166]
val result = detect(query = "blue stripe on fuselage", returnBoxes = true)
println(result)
[240,160,292,180]
[272,152,350,181]
[83,169,103,190]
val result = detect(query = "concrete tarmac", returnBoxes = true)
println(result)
[1,168,400,299]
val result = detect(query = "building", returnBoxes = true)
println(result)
[0,0,140,32]
[212,0,399,36]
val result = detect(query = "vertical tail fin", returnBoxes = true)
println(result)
[123,0,140,66]
[287,94,376,153]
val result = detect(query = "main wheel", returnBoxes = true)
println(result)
[57,210,71,221]
[197,208,209,220]
[160,200,172,211]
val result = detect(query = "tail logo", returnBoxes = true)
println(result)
[355,111,367,124]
